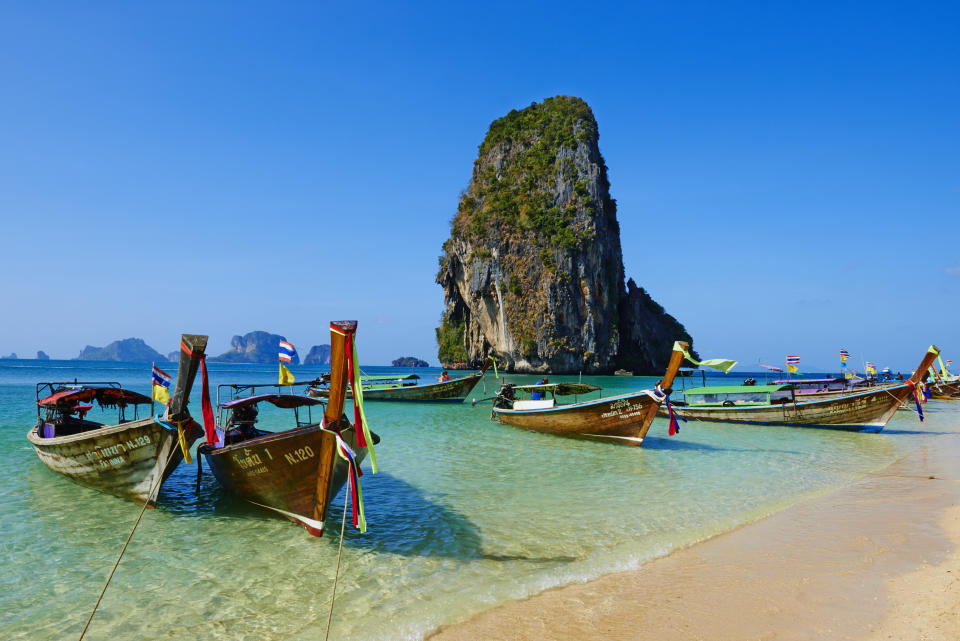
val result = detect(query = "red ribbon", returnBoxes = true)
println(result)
[344,330,367,447]
[199,355,216,444]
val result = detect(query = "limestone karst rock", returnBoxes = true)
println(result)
[436,96,695,374]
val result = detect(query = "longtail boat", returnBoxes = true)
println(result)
[198,320,378,537]
[663,345,941,432]
[308,357,494,403]
[488,342,687,446]
[768,377,902,400]
[26,334,209,505]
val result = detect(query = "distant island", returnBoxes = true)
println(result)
[393,356,430,367]
[304,345,331,365]
[74,338,165,362]
[166,351,179,362]
[211,331,300,364]
[2,352,16,359]
[37,351,49,360]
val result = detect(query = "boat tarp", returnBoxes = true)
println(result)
[38,386,152,408]
[359,374,420,381]
[220,394,325,409]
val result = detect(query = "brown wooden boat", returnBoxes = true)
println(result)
[665,346,941,432]
[308,357,493,403]
[199,320,377,537]
[26,334,209,505]
[489,342,688,446]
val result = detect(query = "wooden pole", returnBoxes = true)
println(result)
[312,320,358,528]
[168,334,208,424]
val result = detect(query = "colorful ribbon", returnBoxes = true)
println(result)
[655,383,684,436]
[907,380,924,422]
[332,429,366,532]
[344,330,377,473]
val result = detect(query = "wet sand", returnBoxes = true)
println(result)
[429,433,960,641]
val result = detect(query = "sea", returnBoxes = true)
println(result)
[1,359,957,640]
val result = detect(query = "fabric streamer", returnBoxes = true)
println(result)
[907,380,924,422]
[179,339,216,446]
[156,414,193,463]
[333,326,378,473]
[332,430,367,532]
[672,341,738,374]
[655,383,685,436]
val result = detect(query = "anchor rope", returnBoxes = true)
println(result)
[77,438,182,641]
[323,487,351,641]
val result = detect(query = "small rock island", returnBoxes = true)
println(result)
[74,338,166,362]
[392,357,429,367]
[212,331,300,364]
[304,345,332,365]
[436,96,695,374]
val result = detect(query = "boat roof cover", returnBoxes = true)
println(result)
[220,394,325,409]
[511,382,602,395]
[686,384,793,395]
[359,374,420,381]
[38,386,153,407]
[772,378,845,384]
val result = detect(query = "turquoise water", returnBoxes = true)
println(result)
[2,360,957,640]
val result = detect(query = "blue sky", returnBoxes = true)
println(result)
[0,1,957,372]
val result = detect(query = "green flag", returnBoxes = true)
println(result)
[673,341,738,374]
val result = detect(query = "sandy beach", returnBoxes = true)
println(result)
[429,429,960,641]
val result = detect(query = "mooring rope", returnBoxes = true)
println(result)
[77,438,182,641]
[323,490,351,641]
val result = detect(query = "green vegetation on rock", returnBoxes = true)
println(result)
[435,314,468,364]
[451,96,599,252]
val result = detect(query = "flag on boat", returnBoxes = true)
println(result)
[845,367,857,379]
[865,361,877,375]
[278,340,296,385]
[840,349,849,363]
[786,355,800,374]
[152,364,171,405]
[672,341,737,373]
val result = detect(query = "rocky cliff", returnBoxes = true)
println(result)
[436,96,695,374]
[212,331,300,364]
[303,345,332,365]
[75,338,165,362]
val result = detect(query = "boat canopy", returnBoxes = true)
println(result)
[38,386,152,408]
[687,384,793,395]
[772,378,844,385]
[219,394,325,410]
[359,374,420,381]
[512,383,601,395]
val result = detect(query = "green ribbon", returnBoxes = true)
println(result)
[673,341,738,374]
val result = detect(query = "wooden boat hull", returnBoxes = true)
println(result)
[666,384,914,432]
[26,418,202,505]
[929,379,960,399]
[313,372,483,402]
[201,424,367,536]
[493,390,660,446]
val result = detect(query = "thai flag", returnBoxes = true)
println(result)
[152,364,171,390]
[786,355,800,365]
[840,349,849,362]
[278,340,296,363]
